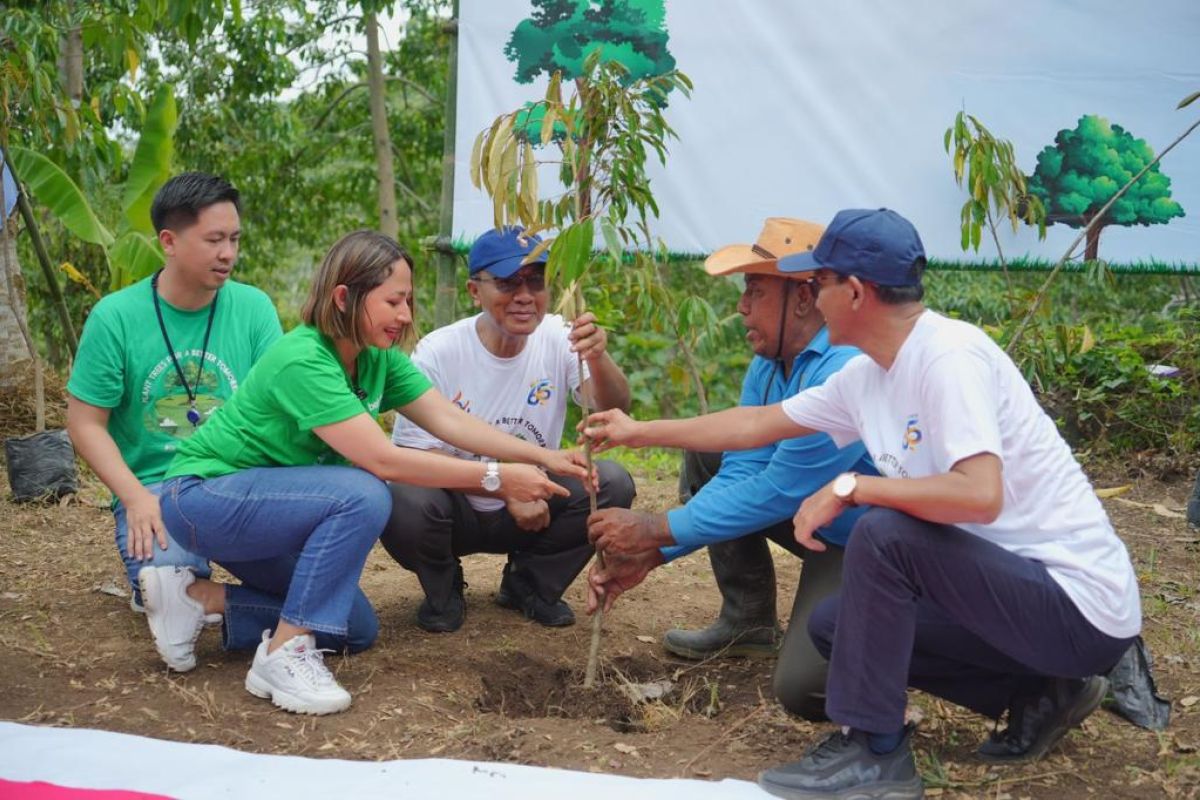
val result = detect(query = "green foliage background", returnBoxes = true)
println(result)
[3,1,1198,473]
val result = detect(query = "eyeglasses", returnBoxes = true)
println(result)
[800,273,847,297]
[472,272,547,293]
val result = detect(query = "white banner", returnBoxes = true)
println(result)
[454,0,1200,267]
[0,722,764,799]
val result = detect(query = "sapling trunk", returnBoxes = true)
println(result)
[573,282,605,689]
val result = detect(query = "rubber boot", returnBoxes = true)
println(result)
[679,449,723,505]
[662,534,782,660]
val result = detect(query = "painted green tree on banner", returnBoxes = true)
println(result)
[1027,115,1185,261]
[505,0,676,141]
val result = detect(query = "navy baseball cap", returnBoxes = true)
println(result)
[778,208,926,287]
[467,226,547,278]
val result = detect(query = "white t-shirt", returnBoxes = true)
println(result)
[393,313,585,511]
[780,310,1140,639]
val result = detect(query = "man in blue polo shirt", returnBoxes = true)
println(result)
[586,218,876,719]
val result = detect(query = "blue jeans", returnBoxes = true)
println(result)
[161,465,389,652]
[115,481,211,607]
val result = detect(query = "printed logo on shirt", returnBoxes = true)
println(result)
[874,452,911,479]
[494,415,549,448]
[450,390,471,413]
[526,378,554,406]
[142,352,236,440]
[902,414,922,451]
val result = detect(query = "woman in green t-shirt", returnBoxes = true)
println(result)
[149,230,587,715]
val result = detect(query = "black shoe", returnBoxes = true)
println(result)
[661,618,781,660]
[977,676,1109,763]
[496,567,575,627]
[758,725,923,800]
[416,566,466,633]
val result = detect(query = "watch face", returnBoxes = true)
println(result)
[834,473,855,498]
[482,466,501,492]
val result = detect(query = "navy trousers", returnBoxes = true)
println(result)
[809,508,1135,733]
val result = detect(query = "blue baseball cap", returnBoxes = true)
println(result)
[778,208,926,287]
[467,226,547,278]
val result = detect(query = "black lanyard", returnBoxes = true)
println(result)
[151,269,218,427]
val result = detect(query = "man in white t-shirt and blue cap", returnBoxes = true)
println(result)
[582,208,1141,800]
[383,226,635,634]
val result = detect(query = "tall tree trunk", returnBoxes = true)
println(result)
[365,12,399,240]
[433,1,460,328]
[0,215,32,391]
[2,194,43,431]
[1084,217,1104,262]
[64,7,83,107]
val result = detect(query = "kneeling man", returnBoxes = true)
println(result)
[587,217,876,720]
[585,209,1139,800]
[383,227,635,632]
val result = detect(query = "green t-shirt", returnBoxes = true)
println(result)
[66,275,282,487]
[166,325,433,480]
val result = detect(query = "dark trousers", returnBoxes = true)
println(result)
[681,451,845,720]
[809,508,1136,733]
[380,460,635,609]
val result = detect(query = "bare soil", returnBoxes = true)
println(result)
[1,404,1198,796]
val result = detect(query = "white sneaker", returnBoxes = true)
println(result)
[133,582,221,626]
[244,631,351,715]
[138,566,205,672]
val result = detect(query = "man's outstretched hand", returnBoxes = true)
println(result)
[588,508,672,557]
[578,408,643,454]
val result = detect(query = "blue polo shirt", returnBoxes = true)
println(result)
[662,327,877,561]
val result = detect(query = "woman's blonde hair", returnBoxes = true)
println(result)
[301,230,416,350]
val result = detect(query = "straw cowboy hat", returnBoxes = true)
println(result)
[704,217,825,278]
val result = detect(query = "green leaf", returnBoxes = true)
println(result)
[9,147,115,247]
[1178,90,1200,109]
[469,131,484,190]
[122,85,178,234]
[108,230,165,290]
[546,218,594,287]
[599,218,623,265]
[519,140,539,227]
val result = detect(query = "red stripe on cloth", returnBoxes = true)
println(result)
[0,779,173,799]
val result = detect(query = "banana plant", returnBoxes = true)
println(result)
[9,83,178,293]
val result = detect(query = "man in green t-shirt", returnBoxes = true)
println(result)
[66,172,282,647]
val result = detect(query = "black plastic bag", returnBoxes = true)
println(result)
[1104,636,1171,731]
[4,428,78,502]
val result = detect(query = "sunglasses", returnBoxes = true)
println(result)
[473,271,547,293]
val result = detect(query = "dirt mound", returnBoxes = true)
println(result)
[475,652,704,732]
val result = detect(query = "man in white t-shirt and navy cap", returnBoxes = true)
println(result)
[383,226,635,634]
[582,208,1141,800]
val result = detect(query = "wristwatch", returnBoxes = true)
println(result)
[832,472,858,506]
[481,460,502,493]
